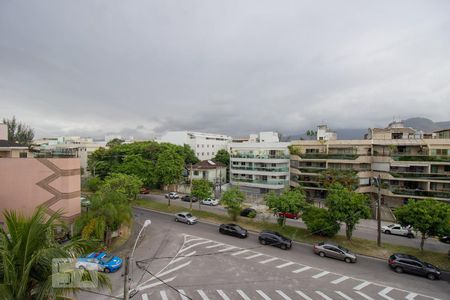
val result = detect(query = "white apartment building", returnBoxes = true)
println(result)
[229,132,290,194]
[159,131,232,160]
[317,125,337,141]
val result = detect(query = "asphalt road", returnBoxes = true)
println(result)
[139,193,450,253]
[79,208,449,300]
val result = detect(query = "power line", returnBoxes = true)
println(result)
[79,288,123,299]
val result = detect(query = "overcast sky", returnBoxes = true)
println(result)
[1,0,450,139]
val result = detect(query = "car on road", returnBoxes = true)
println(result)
[313,242,357,263]
[174,212,198,224]
[381,224,414,238]
[219,224,248,238]
[388,253,441,280]
[165,192,179,199]
[181,195,198,202]
[140,188,150,194]
[76,252,122,273]
[201,198,219,206]
[240,208,257,218]
[258,230,292,250]
[439,235,450,244]
[278,211,300,219]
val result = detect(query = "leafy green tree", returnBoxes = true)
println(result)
[180,144,199,165]
[0,207,110,299]
[85,176,103,192]
[264,188,307,227]
[155,148,184,188]
[2,116,34,145]
[326,183,370,240]
[191,179,213,209]
[213,149,230,166]
[112,154,154,186]
[100,173,142,200]
[319,169,359,191]
[287,145,301,156]
[302,206,340,237]
[106,138,124,148]
[395,198,450,251]
[221,187,246,221]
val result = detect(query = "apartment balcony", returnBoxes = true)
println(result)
[231,166,289,172]
[230,168,289,176]
[389,188,450,200]
[231,153,290,159]
[389,172,450,181]
[231,178,289,189]
[392,155,450,163]
[297,167,326,173]
[299,153,359,160]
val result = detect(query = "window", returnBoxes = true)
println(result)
[202,152,204,156]
[19,152,27,158]
[207,152,209,155]
[212,145,214,148]
[197,144,199,148]
[445,166,450,172]
[202,144,204,148]
[197,153,199,156]
[212,152,214,155]
[207,144,209,148]
[194,171,199,175]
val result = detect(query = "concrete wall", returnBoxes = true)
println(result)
[0,158,81,224]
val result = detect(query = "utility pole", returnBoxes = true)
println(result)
[123,256,130,300]
[376,175,381,247]
[189,163,193,211]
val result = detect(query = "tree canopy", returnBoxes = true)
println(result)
[191,179,213,201]
[302,206,340,237]
[221,187,246,221]
[264,188,306,227]
[395,198,450,251]
[106,138,124,148]
[213,149,230,166]
[2,116,34,146]
[155,147,185,187]
[319,169,359,191]
[100,173,142,200]
[326,183,370,240]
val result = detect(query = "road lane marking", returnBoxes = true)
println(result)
[231,249,250,256]
[137,276,176,291]
[335,291,353,300]
[206,243,225,248]
[355,291,374,300]
[217,290,231,300]
[197,289,210,300]
[259,257,278,264]
[353,281,371,290]
[185,237,204,243]
[180,241,211,253]
[292,266,311,273]
[141,294,148,300]
[331,276,349,284]
[178,289,190,300]
[160,290,169,300]
[218,246,237,252]
[152,261,191,278]
[312,271,330,278]
[170,251,196,264]
[276,290,292,299]
[245,253,264,259]
[256,290,272,300]
[406,293,418,300]
[315,291,334,300]
[237,289,251,300]
[379,287,394,300]
[296,291,313,300]
[276,261,295,269]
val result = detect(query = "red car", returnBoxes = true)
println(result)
[278,212,300,219]
[140,188,150,194]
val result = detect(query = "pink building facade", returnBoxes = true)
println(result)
[0,158,81,225]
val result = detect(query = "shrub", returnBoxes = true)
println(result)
[86,176,103,192]
[302,206,340,237]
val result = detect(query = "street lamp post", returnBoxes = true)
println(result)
[373,175,382,247]
[124,219,151,300]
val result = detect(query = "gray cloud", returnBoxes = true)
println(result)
[1,0,450,139]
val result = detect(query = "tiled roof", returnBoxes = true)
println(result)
[0,140,27,148]
[192,160,226,170]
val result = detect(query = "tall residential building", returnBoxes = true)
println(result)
[159,131,232,160]
[289,123,450,209]
[229,132,290,194]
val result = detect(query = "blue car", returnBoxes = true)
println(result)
[76,252,123,273]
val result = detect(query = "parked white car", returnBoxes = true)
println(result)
[165,192,179,199]
[382,224,415,238]
[201,198,219,206]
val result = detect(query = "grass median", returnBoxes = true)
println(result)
[134,198,450,271]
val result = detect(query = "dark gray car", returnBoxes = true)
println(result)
[313,242,357,263]
[388,253,441,280]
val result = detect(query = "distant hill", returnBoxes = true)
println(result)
[403,117,450,132]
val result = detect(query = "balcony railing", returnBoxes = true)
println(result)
[231,166,289,172]
[231,154,290,159]
[231,178,289,185]
[392,155,450,162]
[390,172,450,180]
[299,154,359,160]
[390,188,450,199]
[297,167,326,173]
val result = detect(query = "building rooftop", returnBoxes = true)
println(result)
[192,160,226,170]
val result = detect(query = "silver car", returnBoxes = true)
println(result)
[174,212,197,225]
[313,242,357,263]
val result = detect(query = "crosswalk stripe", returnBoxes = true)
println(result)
[336,291,353,300]
[206,243,224,248]
[237,289,251,300]
[197,289,210,300]
[170,251,196,264]
[315,291,333,300]
[331,276,349,284]
[259,257,278,264]
[245,253,263,259]
[292,266,311,273]
[406,293,418,300]
[185,237,204,243]
[231,249,250,256]
[141,294,148,300]
[379,287,394,300]
[355,291,374,300]
[276,262,295,269]
[296,291,313,300]
[160,290,169,300]
[256,290,272,300]
[218,246,237,252]
[180,241,211,253]
[217,289,231,300]
[312,271,330,278]
[178,289,190,300]
[353,281,371,290]
[276,290,292,299]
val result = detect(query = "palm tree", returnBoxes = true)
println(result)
[0,207,110,300]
